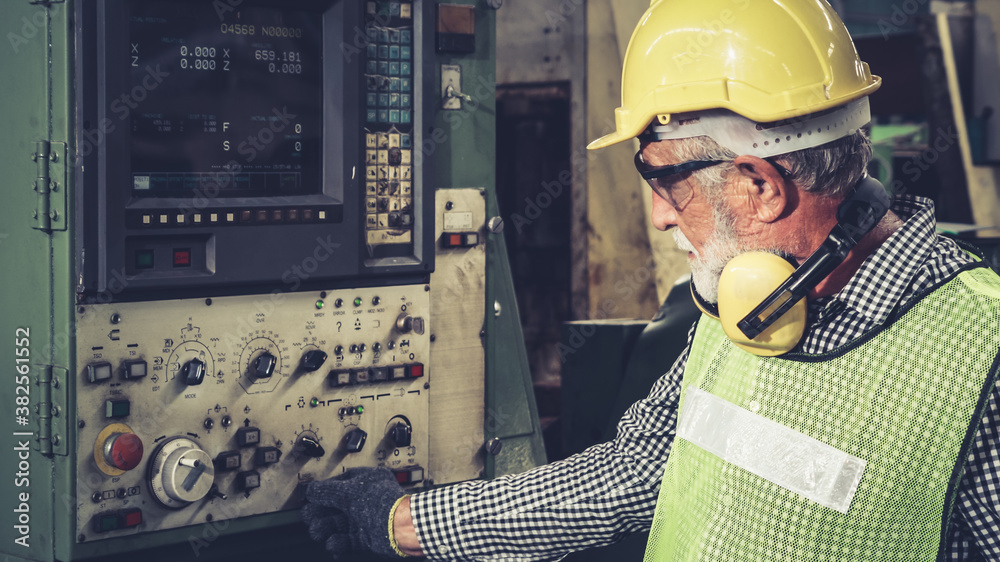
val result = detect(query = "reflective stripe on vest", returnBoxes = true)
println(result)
[644,266,1000,562]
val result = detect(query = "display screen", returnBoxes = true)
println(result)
[128,1,324,197]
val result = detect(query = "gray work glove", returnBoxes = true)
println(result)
[302,467,407,559]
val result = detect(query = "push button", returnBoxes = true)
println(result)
[392,466,424,484]
[87,362,113,384]
[105,399,131,419]
[123,360,147,380]
[254,446,282,466]
[173,249,191,267]
[214,450,242,471]
[237,470,261,490]
[235,427,261,447]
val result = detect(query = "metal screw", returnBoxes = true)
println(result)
[424,285,430,292]
[52,435,60,445]
[486,438,503,455]
[78,306,86,314]
[205,298,213,306]
[78,535,86,543]
[480,330,486,338]
[423,382,430,389]
[51,405,61,417]
[429,334,436,342]
[110,313,121,324]
[78,420,86,429]
[445,201,454,210]
[494,301,502,317]
[488,217,504,233]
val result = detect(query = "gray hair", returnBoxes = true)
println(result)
[674,130,873,198]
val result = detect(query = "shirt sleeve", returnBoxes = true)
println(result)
[952,378,1000,558]
[409,327,695,561]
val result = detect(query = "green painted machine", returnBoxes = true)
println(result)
[0,1,544,560]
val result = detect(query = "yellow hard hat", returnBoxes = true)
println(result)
[587,0,881,151]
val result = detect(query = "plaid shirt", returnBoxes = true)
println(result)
[411,195,1000,561]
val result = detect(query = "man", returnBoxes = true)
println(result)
[303,0,1000,559]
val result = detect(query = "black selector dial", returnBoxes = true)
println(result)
[297,435,326,458]
[181,359,206,386]
[252,353,277,379]
[301,350,328,372]
[390,421,412,448]
[344,428,367,453]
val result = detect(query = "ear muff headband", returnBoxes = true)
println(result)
[691,176,891,356]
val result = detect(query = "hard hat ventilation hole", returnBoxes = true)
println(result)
[755,124,764,131]
[774,138,780,144]
[797,133,802,138]
[786,136,792,141]
[753,143,759,148]
[764,141,770,146]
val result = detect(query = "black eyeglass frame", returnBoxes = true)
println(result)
[633,151,792,208]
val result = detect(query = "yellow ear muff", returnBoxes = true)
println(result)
[717,252,807,356]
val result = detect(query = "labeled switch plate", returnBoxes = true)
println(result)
[441,64,461,110]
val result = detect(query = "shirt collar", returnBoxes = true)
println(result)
[810,194,939,327]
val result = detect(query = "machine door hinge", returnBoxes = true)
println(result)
[34,364,69,457]
[28,0,65,6]
[32,140,68,232]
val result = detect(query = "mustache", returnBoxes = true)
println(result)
[673,228,696,254]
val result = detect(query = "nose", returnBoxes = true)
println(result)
[650,190,678,231]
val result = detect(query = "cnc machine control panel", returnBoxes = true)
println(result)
[75,286,429,538]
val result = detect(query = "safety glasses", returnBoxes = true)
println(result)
[633,151,725,208]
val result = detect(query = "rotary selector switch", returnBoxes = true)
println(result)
[181,358,206,385]
[296,432,326,458]
[148,437,216,508]
[252,352,277,380]
[300,350,328,372]
[389,420,412,448]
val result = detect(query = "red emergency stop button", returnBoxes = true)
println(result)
[104,432,144,471]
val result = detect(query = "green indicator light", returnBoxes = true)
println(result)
[310,398,319,407]
[315,300,324,310]
[354,297,363,307]
[356,405,365,414]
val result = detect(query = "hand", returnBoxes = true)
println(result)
[302,467,407,559]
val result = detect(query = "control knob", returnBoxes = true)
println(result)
[389,421,412,448]
[252,352,277,379]
[296,434,326,458]
[181,358,206,385]
[300,350,328,372]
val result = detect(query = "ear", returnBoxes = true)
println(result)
[731,155,792,224]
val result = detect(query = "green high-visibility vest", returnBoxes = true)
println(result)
[645,266,1000,561]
